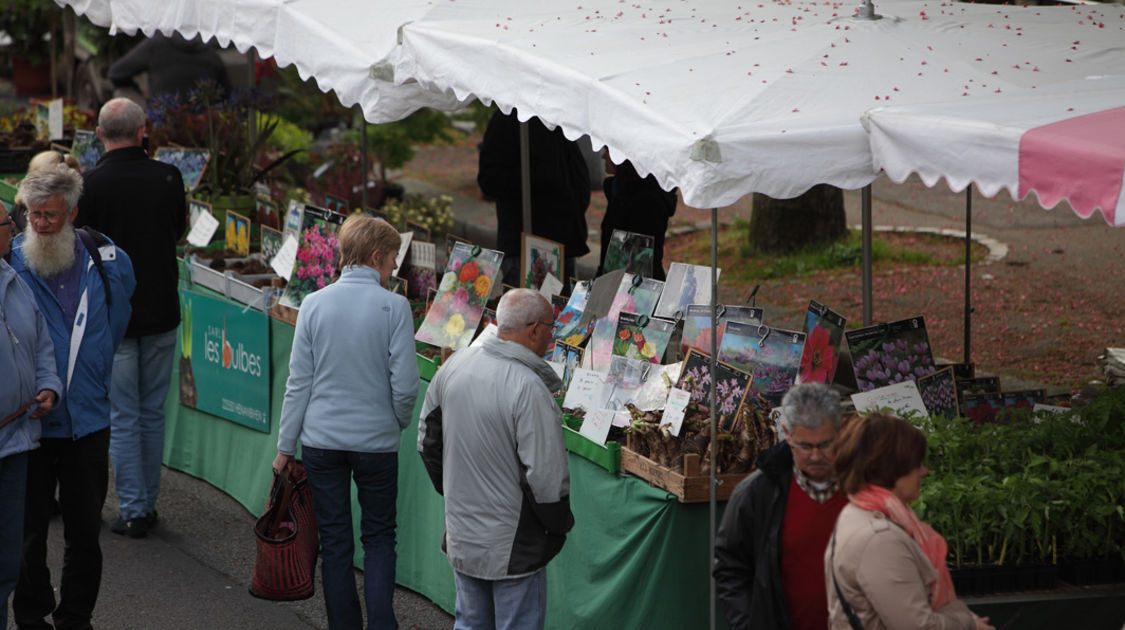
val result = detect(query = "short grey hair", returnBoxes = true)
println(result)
[18,164,84,211]
[98,97,147,144]
[780,382,841,432]
[496,288,551,333]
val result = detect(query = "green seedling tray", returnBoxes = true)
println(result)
[561,414,621,473]
[416,341,442,381]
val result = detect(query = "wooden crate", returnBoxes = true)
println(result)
[267,278,298,325]
[620,447,748,503]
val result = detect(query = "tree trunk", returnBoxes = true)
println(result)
[747,184,847,253]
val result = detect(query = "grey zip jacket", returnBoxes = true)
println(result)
[419,333,574,579]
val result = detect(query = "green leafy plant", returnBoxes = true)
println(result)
[379,193,454,235]
[0,0,59,66]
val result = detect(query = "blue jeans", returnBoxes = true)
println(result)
[453,569,547,630]
[0,451,28,630]
[109,330,176,520]
[302,447,398,630]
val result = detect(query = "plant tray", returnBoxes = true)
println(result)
[561,415,621,473]
[620,447,747,503]
[188,256,275,312]
[416,341,442,381]
[269,302,298,326]
[0,178,18,205]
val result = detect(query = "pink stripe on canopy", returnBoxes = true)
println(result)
[1018,107,1125,226]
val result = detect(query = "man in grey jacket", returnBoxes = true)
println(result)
[419,288,573,630]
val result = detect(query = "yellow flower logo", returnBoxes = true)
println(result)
[474,275,492,299]
[444,313,466,338]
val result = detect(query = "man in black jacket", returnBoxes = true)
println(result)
[477,110,590,286]
[76,97,187,539]
[713,382,845,630]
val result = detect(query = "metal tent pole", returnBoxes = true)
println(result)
[862,185,873,326]
[708,206,719,630]
[964,185,972,364]
[361,114,369,210]
[519,120,532,234]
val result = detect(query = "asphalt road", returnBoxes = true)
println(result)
[5,467,454,630]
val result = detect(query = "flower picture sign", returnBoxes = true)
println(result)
[654,263,718,320]
[681,304,763,358]
[719,322,805,406]
[415,241,504,350]
[154,147,211,192]
[520,233,564,291]
[846,316,936,393]
[799,300,846,384]
[612,312,675,364]
[553,280,593,346]
[675,349,753,432]
[279,205,345,309]
[583,273,665,372]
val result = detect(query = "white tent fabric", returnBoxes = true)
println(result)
[56,0,1125,210]
[54,0,466,122]
[865,76,1125,226]
[386,0,1125,208]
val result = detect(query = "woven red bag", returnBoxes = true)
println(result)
[249,462,319,600]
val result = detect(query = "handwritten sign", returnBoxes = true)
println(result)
[851,380,928,419]
[270,234,299,280]
[394,231,414,276]
[660,388,691,437]
[186,211,219,247]
[539,273,564,300]
[632,363,682,412]
[578,408,615,445]
[562,367,605,413]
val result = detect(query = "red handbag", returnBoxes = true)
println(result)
[249,462,319,600]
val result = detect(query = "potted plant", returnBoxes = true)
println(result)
[0,0,60,95]
[148,80,300,218]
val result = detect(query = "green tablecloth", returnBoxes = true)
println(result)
[163,290,720,629]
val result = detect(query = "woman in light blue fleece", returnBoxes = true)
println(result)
[273,215,419,630]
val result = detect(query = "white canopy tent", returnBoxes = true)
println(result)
[865,75,1125,227]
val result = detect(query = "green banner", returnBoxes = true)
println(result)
[177,289,270,432]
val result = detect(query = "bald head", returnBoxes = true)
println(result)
[496,289,554,356]
[97,97,147,149]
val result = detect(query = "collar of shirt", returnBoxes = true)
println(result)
[792,466,839,504]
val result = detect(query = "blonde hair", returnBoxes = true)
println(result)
[338,215,400,268]
[17,152,82,204]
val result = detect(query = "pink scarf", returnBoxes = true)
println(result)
[849,485,955,610]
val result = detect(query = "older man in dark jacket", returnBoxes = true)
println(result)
[713,382,846,630]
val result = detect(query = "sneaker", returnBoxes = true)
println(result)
[143,510,159,530]
[110,516,148,539]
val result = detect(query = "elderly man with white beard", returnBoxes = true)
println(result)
[7,164,135,630]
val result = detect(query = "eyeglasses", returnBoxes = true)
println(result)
[0,218,12,228]
[527,320,554,330]
[789,438,835,454]
[28,210,66,224]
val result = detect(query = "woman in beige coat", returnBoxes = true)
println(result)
[825,413,994,630]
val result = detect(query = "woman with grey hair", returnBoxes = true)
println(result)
[714,382,848,630]
[273,215,419,629]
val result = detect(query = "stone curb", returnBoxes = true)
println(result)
[855,224,1009,265]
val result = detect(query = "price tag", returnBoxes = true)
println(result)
[578,408,614,445]
[561,367,605,413]
[539,273,564,299]
[660,387,691,437]
[271,234,299,280]
[186,211,219,247]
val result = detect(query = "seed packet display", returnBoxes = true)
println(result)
[719,322,805,406]
[225,210,251,256]
[279,205,346,308]
[415,242,504,351]
[583,274,666,372]
[654,263,719,320]
[916,367,958,419]
[681,305,764,357]
[799,300,846,385]
[846,316,936,393]
[602,229,654,277]
[675,349,753,431]
[553,280,592,345]
[283,199,304,241]
[612,312,676,364]
[552,342,585,392]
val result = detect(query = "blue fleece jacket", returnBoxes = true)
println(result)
[278,265,419,455]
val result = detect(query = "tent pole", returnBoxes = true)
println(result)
[708,206,719,630]
[361,111,369,211]
[861,185,873,326]
[519,120,532,234]
[964,185,972,364]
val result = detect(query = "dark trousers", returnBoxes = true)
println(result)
[14,429,109,630]
[303,446,399,630]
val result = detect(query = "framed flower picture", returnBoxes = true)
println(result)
[415,242,504,350]
[225,210,251,257]
[279,205,345,308]
[916,366,958,419]
[259,225,283,264]
[603,229,654,277]
[521,233,564,291]
[846,316,935,393]
[71,130,104,171]
[256,196,280,230]
[675,349,753,431]
[799,300,846,384]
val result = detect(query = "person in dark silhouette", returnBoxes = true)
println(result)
[597,155,678,280]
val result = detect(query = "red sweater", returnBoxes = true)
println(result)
[781,475,848,630]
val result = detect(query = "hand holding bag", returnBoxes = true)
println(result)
[249,461,319,600]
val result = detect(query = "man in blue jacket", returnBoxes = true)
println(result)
[0,199,62,630]
[8,165,135,630]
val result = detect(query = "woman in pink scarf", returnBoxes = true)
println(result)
[824,413,994,630]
